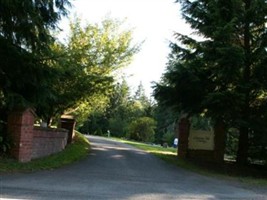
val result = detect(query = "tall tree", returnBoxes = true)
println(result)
[0,0,70,50]
[134,82,148,104]
[106,79,133,136]
[0,0,71,119]
[37,17,139,125]
[0,0,70,108]
[0,0,71,154]
[154,0,267,164]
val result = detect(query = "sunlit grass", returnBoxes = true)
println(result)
[0,132,90,173]
[114,138,177,155]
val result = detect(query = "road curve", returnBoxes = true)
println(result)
[1,135,266,200]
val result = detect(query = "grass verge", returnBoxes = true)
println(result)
[115,138,267,186]
[114,138,177,155]
[0,132,90,173]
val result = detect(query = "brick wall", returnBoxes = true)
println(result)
[8,108,34,162]
[32,127,68,159]
[8,108,69,162]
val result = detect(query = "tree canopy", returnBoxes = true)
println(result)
[0,1,139,130]
[0,0,71,154]
[154,0,267,164]
[36,17,139,125]
[0,0,71,115]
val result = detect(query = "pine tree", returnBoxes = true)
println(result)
[154,0,267,164]
[0,0,71,126]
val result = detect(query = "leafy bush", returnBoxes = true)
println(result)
[108,118,128,138]
[0,135,12,153]
[162,131,175,146]
[127,117,156,142]
[0,121,12,155]
[225,128,239,159]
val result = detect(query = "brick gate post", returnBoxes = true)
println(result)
[8,108,35,162]
[59,115,76,144]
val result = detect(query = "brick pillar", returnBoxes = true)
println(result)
[214,120,226,163]
[8,108,35,162]
[59,115,76,144]
[178,118,190,159]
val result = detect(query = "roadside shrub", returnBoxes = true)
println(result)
[0,134,12,154]
[225,128,239,159]
[0,121,12,155]
[108,118,128,138]
[162,131,175,146]
[127,117,156,142]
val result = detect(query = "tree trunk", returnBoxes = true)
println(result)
[236,127,249,165]
[46,117,52,127]
[214,119,226,163]
[236,0,251,166]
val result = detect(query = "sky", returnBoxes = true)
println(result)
[59,0,191,96]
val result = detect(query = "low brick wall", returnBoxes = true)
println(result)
[8,108,75,162]
[32,127,68,159]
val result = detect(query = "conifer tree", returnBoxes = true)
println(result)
[154,0,267,164]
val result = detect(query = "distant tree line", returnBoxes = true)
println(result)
[78,81,158,143]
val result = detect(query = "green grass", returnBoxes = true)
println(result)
[115,138,267,186]
[0,132,90,173]
[114,138,177,155]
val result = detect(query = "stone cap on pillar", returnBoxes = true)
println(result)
[59,115,76,144]
[60,114,75,122]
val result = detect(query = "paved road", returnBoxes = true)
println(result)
[1,136,266,200]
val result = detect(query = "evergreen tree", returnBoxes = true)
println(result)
[0,0,71,119]
[0,0,71,154]
[134,82,149,104]
[106,79,133,137]
[154,0,267,164]
[0,0,70,50]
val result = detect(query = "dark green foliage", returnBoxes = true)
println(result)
[78,79,155,139]
[0,0,71,102]
[127,117,156,142]
[79,112,108,136]
[191,116,212,131]
[0,134,12,155]
[162,132,175,147]
[0,38,59,110]
[0,0,70,50]
[78,79,133,136]
[225,128,239,159]
[0,0,71,126]
[154,0,267,164]
[0,120,12,155]
[153,105,179,145]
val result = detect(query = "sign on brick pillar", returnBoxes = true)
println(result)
[178,118,190,159]
[8,108,35,162]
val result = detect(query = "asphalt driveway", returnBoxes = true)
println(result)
[1,135,266,200]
